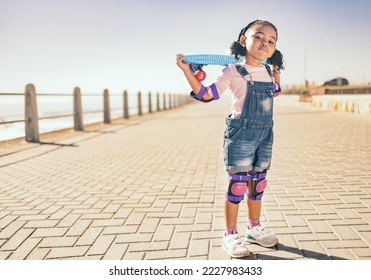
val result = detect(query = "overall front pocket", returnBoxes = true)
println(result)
[224,125,243,141]
[251,89,274,115]
[224,116,243,141]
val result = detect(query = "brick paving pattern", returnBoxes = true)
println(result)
[0,97,370,260]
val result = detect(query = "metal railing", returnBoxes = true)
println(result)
[0,84,191,142]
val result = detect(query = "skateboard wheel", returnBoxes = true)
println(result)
[195,70,206,81]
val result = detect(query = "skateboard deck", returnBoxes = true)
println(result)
[183,54,244,81]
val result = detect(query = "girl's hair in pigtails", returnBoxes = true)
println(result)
[230,19,285,71]
[266,49,285,71]
[230,41,246,60]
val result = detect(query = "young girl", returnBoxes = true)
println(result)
[176,19,284,258]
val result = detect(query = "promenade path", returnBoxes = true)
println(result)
[0,96,370,260]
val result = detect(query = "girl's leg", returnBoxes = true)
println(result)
[224,199,239,229]
[245,175,278,247]
[246,177,262,227]
[224,171,246,231]
[222,172,250,258]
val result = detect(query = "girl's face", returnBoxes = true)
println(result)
[240,24,277,62]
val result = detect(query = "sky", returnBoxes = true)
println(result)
[1,0,371,95]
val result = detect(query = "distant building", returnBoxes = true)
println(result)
[323,77,349,86]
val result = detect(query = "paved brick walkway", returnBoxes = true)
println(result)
[0,96,370,260]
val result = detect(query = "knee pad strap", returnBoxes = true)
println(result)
[247,172,267,201]
[226,173,250,204]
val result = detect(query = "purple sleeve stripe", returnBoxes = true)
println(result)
[274,82,281,92]
[196,85,207,100]
[209,84,219,100]
[273,82,281,97]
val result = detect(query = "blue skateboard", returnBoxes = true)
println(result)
[183,54,244,81]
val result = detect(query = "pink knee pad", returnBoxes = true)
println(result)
[255,179,267,193]
[226,173,250,204]
[231,182,248,196]
[247,172,268,200]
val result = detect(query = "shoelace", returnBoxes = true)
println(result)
[256,226,272,236]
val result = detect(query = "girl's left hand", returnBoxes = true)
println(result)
[272,65,280,74]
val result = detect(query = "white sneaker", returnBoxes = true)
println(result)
[222,233,250,258]
[245,225,279,247]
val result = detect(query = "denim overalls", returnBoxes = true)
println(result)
[223,64,275,173]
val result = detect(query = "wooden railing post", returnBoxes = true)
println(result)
[156,92,160,111]
[148,92,152,113]
[103,89,111,123]
[73,87,84,131]
[123,90,129,119]
[169,94,172,109]
[25,84,39,142]
[138,91,142,116]
[163,93,167,110]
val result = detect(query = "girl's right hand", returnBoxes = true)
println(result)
[175,54,191,72]
[175,54,206,97]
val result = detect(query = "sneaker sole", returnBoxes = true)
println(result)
[245,237,279,248]
[222,244,250,258]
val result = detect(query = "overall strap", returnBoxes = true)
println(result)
[235,65,254,84]
[234,65,253,120]
[263,64,274,83]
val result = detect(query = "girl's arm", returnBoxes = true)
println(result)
[176,54,213,101]
[272,65,280,85]
[272,65,281,97]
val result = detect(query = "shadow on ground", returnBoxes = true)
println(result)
[240,244,347,260]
